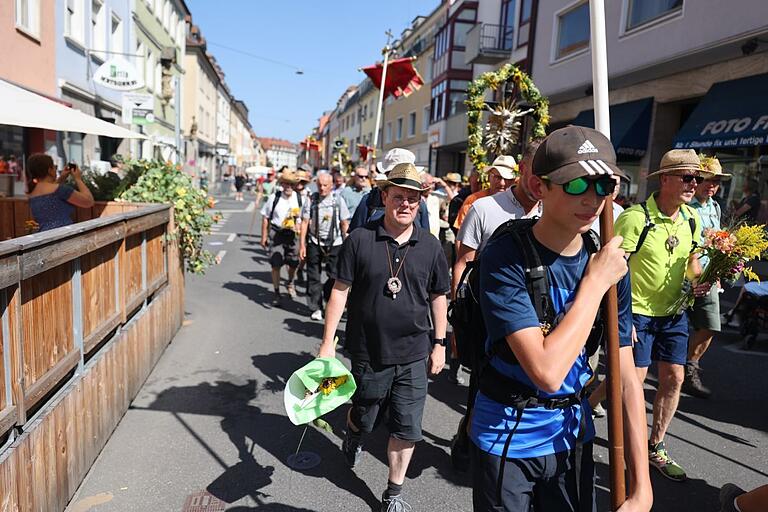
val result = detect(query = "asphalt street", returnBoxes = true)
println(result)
[66,196,768,512]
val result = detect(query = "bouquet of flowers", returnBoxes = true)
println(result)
[282,207,302,232]
[675,224,768,313]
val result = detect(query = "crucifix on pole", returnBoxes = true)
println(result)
[369,29,394,169]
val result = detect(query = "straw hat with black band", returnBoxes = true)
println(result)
[646,149,703,179]
[699,154,732,181]
[379,163,432,192]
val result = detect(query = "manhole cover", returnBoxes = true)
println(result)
[287,451,321,470]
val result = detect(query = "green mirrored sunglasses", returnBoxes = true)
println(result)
[547,176,617,197]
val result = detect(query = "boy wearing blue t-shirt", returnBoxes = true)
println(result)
[471,126,651,512]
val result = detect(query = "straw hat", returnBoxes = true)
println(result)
[379,163,432,192]
[283,358,357,426]
[444,172,462,184]
[647,149,703,178]
[279,169,300,184]
[296,170,311,183]
[486,155,518,179]
[699,155,731,180]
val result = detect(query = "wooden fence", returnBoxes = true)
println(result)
[0,202,184,511]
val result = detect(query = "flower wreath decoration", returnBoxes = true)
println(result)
[465,63,550,173]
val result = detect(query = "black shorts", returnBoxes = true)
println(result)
[350,358,428,442]
[471,441,595,512]
[269,228,299,268]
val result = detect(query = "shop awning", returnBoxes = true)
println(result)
[572,97,653,158]
[0,79,146,139]
[673,73,768,150]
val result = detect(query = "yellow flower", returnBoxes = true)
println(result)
[319,375,348,395]
[176,187,186,197]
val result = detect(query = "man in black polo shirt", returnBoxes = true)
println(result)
[318,162,450,512]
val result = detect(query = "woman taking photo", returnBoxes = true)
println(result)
[26,153,94,232]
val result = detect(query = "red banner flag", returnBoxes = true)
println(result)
[357,144,373,161]
[362,57,424,99]
[300,138,320,151]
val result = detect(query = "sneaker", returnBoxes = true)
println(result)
[649,441,687,481]
[592,403,607,418]
[719,483,746,512]
[310,309,324,321]
[342,428,363,468]
[683,363,711,399]
[380,493,412,512]
[272,292,282,307]
[286,283,297,298]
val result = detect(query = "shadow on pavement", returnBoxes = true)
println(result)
[427,374,469,416]
[142,378,380,510]
[283,318,324,340]
[223,281,308,316]
[251,352,314,393]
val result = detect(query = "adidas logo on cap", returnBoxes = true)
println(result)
[577,140,599,154]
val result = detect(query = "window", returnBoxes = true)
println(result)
[431,81,447,122]
[626,0,683,30]
[163,1,171,31]
[65,0,84,42]
[422,106,430,133]
[556,2,590,60]
[449,91,467,116]
[15,0,40,37]
[110,14,123,54]
[91,0,106,55]
[351,114,355,127]
[385,122,392,144]
[396,117,403,141]
[501,0,516,50]
[177,19,185,43]
[170,12,178,41]
[155,60,162,97]
[452,22,473,47]
[520,0,532,23]
[408,112,416,137]
[136,41,145,82]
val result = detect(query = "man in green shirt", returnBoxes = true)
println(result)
[685,156,730,399]
[615,149,711,482]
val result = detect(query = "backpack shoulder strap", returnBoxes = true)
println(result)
[269,190,282,223]
[582,229,601,254]
[296,191,303,208]
[629,201,654,256]
[680,204,698,250]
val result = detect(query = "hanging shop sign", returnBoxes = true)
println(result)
[93,56,144,91]
[122,93,155,125]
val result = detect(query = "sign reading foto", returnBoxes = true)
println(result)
[122,93,155,125]
[93,56,144,91]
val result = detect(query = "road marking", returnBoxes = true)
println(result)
[216,250,227,263]
[216,209,251,213]
[245,201,256,212]
[207,232,235,236]
[227,233,236,242]
[209,241,223,246]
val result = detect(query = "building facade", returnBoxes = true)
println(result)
[0,0,58,179]
[531,0,768,202]
[183,21,219,182]
[132,0,189,162]
[259,138,298,170]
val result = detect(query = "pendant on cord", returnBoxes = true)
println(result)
[665,235,680,253]
[387,277,402,299]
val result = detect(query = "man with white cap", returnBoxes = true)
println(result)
[348,148,431,232]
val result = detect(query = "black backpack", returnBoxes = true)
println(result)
[449,218,603,371]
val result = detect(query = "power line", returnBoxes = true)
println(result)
[207,41,305,74]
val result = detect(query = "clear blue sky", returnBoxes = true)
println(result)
[185,0,439,143]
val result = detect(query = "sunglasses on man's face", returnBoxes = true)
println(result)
[549,176,617,197]
[669,173,700,184]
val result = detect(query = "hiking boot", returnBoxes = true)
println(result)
[683,363,712,399]
[342,428,363,468]
[380,493,412,512]
[719,483,746,512]
[272,292,282,307]
[649,441,687,481]
[310,309,324,321]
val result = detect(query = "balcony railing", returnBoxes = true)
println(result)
[465,23,514,65]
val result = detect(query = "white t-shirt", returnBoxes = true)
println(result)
[301,193,351,246]
[457,188,541,252]
[261,191,302,229]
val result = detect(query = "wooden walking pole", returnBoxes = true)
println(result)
[589,0,626,509]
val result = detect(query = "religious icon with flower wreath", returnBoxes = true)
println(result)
[465,63,550,177]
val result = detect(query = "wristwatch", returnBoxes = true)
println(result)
[432,338,447,347]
